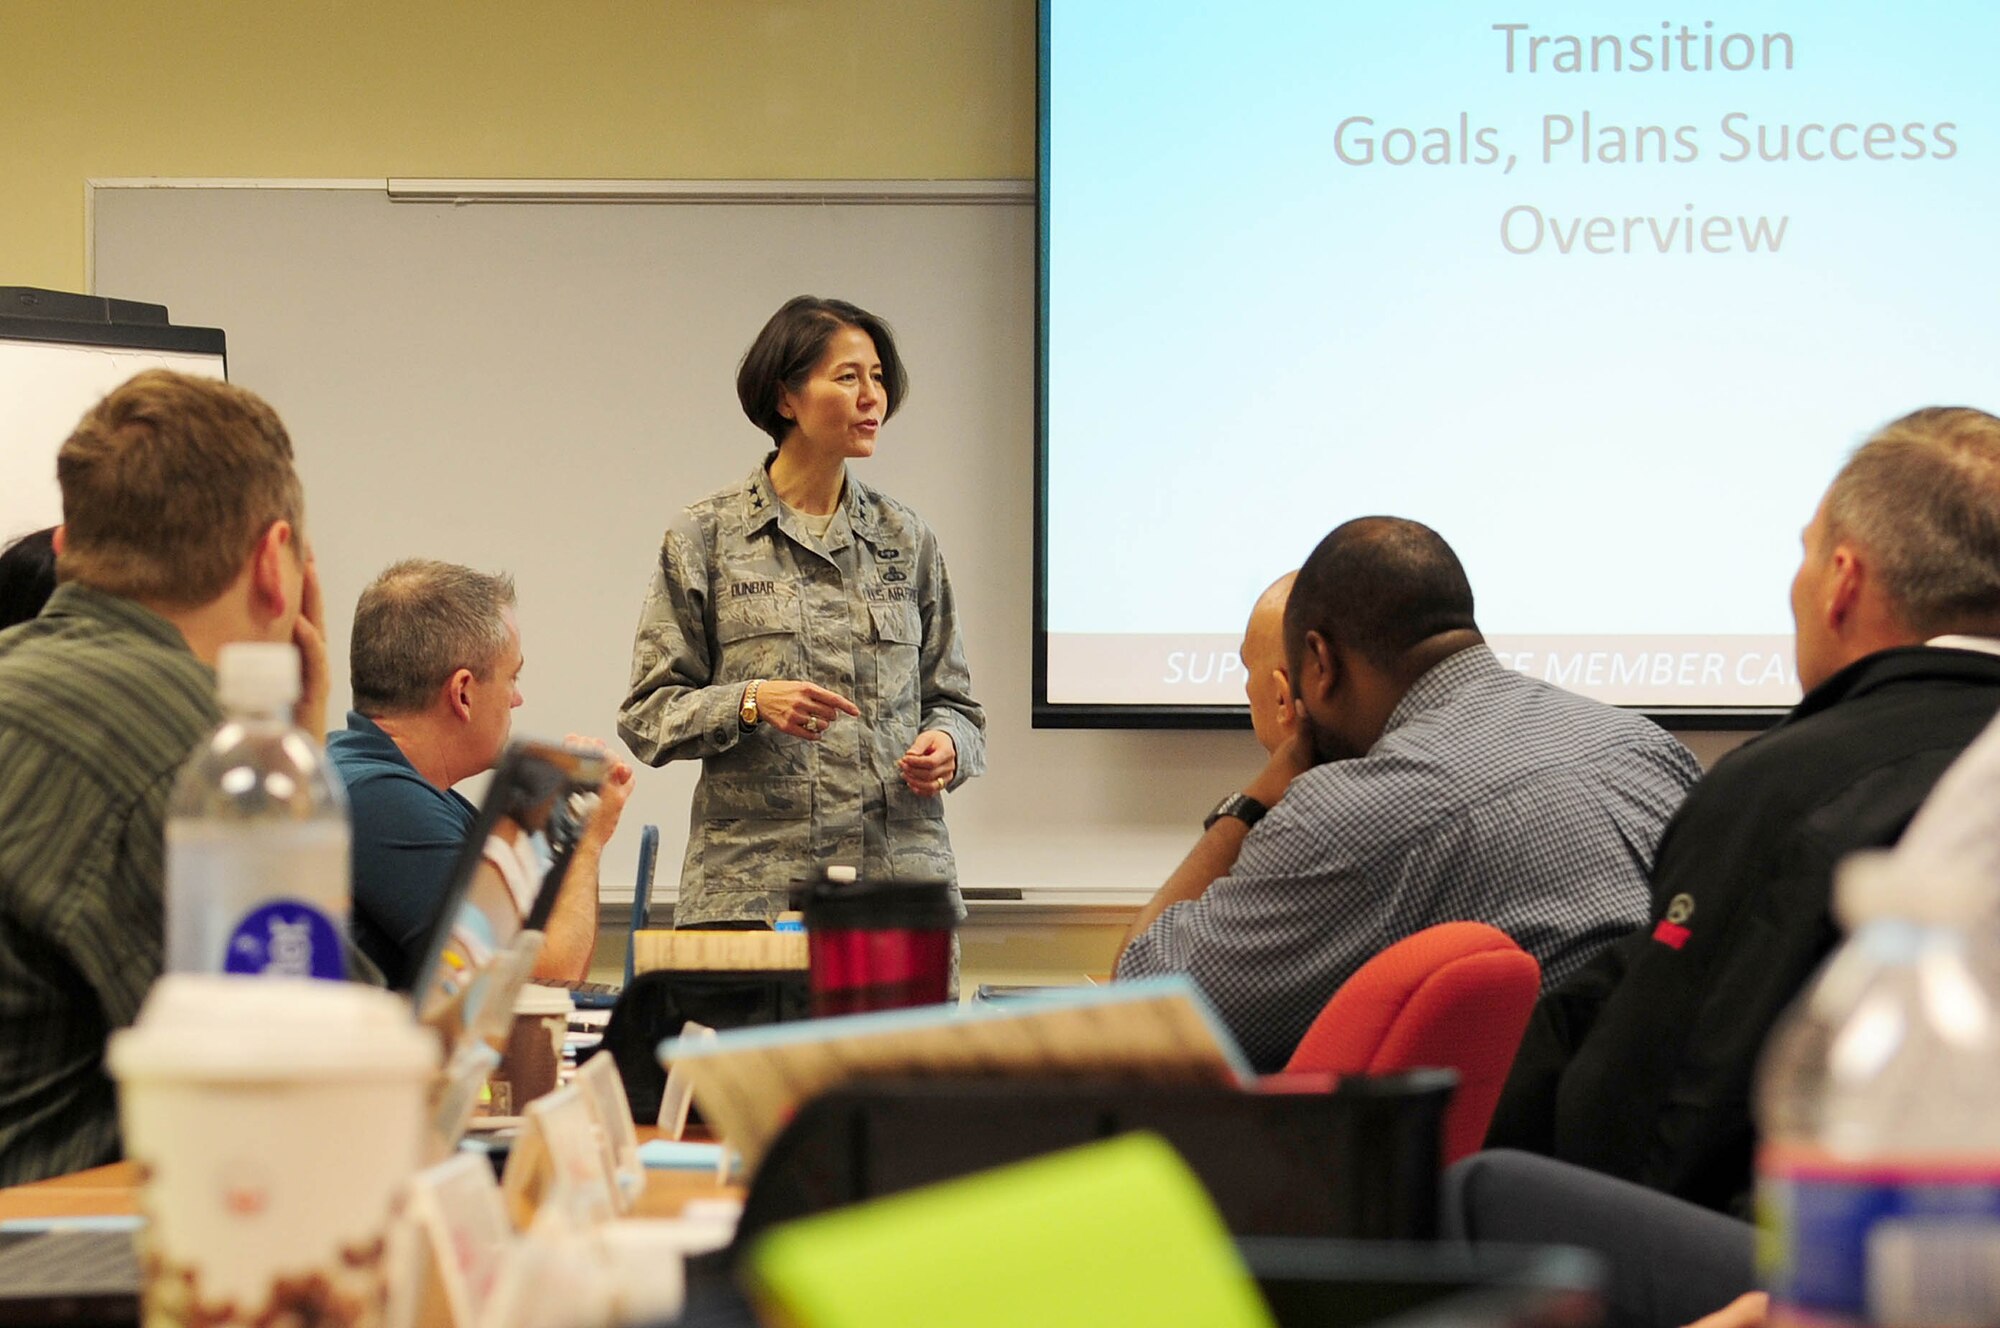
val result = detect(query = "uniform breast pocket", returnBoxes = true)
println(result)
[715,594,800,679]
[869,603,923,713]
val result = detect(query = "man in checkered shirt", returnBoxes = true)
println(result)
[1117,517,1701,1072]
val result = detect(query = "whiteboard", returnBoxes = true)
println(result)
[91,183,1276,902]
[0,334,225,545]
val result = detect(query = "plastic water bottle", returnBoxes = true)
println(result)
[1756,851,2000,1327]
[164,642,349,979]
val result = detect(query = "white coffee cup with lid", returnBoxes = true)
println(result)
[108,974,438,1328]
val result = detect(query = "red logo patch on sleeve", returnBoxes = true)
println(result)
[1652,919,1692,950]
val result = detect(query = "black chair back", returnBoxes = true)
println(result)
[732,1069,1457,1256]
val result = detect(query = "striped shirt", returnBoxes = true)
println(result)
[0,585,217,1183]
[1119,645,1702,1072]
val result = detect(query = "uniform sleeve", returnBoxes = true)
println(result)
[617,518,749,767]
[917,535,986,784]
[1115,810,1393,1073]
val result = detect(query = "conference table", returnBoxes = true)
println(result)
[0,1118,1606,1328]
[0,1126,743,1223]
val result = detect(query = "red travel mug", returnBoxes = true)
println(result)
[799,876,959,1016]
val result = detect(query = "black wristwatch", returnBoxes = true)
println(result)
[1203,792,1269,833]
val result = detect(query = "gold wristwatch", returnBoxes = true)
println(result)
[739,679,764,730]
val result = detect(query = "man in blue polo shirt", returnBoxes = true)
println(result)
[329,559,632,989]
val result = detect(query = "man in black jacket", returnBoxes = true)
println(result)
[1487,406,2000,1217]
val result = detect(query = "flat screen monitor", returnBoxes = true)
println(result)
[1036,2,2000,726]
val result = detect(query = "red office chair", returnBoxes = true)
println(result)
[1281,921,1541,1166]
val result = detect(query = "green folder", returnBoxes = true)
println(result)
[745,1131,1276,1328]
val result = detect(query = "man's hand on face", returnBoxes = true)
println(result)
[1244,726,1318,809]
[292,555,329,745]
[1271,690,1306,753]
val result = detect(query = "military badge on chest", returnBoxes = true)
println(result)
[868,545,911,593]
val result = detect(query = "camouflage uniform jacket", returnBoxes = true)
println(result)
[618,460,987,924]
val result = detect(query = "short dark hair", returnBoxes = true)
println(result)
[1284,517,1478,669]
[0,527,58,631]
[350,559,517,716]
[1824,407,2000,637]
[58,370,303,605]
[735,296,909,446]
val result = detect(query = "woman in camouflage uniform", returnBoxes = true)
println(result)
[617,297,987,926]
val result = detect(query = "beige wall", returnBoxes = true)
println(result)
[1,0,1036,293]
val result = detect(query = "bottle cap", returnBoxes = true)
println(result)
[216,642,300,713]
[1835,849,1994,929]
